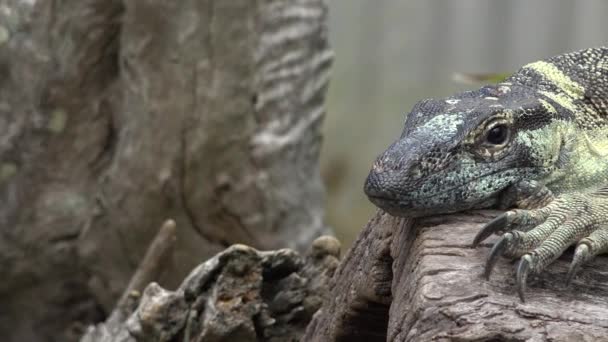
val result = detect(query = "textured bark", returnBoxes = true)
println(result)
[80,236,340,342]
[305,211,608,341]
[0,0,332,341]
[303,212,398,341]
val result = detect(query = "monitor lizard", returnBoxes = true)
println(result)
[364,47,608,301]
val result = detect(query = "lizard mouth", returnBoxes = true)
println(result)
[368,193,484,217]
[366,168,518,216]
[366,194,401,207]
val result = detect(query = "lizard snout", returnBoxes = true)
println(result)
[364,164,406,205]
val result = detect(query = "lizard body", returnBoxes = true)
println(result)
[364,47,608,300]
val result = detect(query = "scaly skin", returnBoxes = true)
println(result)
[364,47,608,301]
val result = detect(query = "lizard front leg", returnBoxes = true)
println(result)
[472,180,608,301]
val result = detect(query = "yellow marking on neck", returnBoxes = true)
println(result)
[524,61,585,99]
[584,132,608,157]
[538,98,557,114]
[539,91,578,112]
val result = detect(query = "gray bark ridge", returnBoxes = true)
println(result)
[81,236,340,342]
[0,0,332,340]
[305,211,608,341]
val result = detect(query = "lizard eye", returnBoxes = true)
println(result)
[485,124,509,145]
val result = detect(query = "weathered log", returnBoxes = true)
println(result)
[80,236,340,342]
[79,212,608,341]
[303,212,398,341]
[0,0,332,340]
[305,210,608,341]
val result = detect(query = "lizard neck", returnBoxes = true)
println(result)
[544,123,608,194]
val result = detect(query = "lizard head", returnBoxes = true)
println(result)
[364,83,560,217]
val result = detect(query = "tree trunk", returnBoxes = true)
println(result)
[0,0,332,340]
[304,211,608,341]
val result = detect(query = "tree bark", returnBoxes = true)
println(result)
[79,210,608,341]
[0,0,332,340]
[80,236,340,342]
[305,211,608,341]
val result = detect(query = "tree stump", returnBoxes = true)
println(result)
[0,0,332,340]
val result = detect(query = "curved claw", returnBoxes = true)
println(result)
[473,213,509,247]
[567,244,590,286]
[517,254,532,302]
[483,233,512,280]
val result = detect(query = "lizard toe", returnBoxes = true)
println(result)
[516,254,532,302]
[528,218,597,273]
[487,191,608,300]
[567,227,608,285]
[481,211,565,279]
[473,208,551,247]
[510,216,597,298]
[484,232,512,279]
[473,212,511,248]
[567,244,590,286]
[478,192,603,272]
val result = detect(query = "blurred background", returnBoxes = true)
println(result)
[322,0,608,246]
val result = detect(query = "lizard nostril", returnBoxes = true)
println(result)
[372,159,385,173]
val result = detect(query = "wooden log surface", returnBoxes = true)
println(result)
[305,210,608,341]
[80,211,608,341]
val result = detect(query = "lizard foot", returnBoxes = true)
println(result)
[472,189,608,301]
